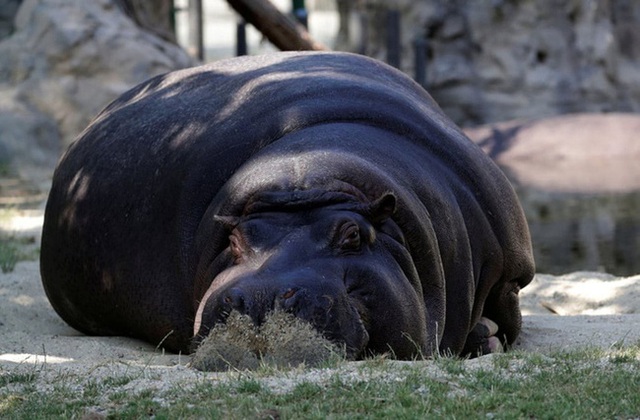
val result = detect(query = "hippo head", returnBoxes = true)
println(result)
[192,189,428,359]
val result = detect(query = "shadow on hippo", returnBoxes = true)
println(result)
[40,51,534,361]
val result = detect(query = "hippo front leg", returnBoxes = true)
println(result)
[461,317,504,357]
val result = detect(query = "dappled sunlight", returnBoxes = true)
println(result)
[12,214,43,231]
[467,114,640,194]
[520,273,639,316]
[214,74,280,123]
[0,353,74,364]
[0,209,44,237]
[213,67,380,125]
[58,168,91,228]
[10,294,35,306]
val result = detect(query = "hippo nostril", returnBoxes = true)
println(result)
[222,288,246,312]
[279,287,304,312]
[281,288,297,300]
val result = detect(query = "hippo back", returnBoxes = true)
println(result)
[41,52,534,354]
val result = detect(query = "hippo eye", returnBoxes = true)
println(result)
[338,223,361,250]
[229,234,245,264]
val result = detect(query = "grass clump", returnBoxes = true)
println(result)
[190,310,345,371]
[0,240,19,273]
[0,236,38,273]
[0,371,38,387]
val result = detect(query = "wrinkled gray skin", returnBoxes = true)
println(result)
[40,52,534,358]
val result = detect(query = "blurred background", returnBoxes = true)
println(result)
[0,0,638,276]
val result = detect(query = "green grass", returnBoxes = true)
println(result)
[1,346,638,419]
[0,236,38,273]
[0,372,38,388]
[0,162,13,178]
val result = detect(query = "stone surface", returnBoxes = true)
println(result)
[358,0,640,126]
[0,0,195,184]
[465,113,640,276]
[0,0,21,39]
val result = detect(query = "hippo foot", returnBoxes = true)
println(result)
[461,317,504,357]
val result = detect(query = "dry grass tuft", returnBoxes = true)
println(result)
[190,311,345,371]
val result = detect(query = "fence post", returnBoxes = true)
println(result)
[236,19,248,56]
[169,0,177,34]
[414,35,427,88]
[358,7,368,55]
[188,0,204,60]
[292,0,308,28]
[386,9,400,68]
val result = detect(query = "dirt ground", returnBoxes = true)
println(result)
[2,260,638,372]
[0,207,639,390]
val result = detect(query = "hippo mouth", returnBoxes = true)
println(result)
[313,296,370,359]
[191,309,364,371]
[192,290,370,361]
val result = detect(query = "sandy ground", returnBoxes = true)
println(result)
[0,211,638,392]
[1,261,638,373]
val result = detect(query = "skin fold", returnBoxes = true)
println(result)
[40,52,534,358]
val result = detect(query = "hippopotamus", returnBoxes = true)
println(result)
[40,51,534,359]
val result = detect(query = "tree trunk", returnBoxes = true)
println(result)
[226,0,327,51]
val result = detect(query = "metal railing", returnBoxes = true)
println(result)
[176,1,428,88]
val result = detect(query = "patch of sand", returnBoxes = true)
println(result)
[1,260,638,385]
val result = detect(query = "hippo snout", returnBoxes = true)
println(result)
[216,286,309,325]
[196,276,370,358]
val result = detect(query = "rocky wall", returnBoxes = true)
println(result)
[0,0,21,39]
[0,0,195,184]
[360,0,640,126]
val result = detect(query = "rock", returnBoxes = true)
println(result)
[0,96,59,182]
[0,0,195,184]
[465,113,640,276]
[0,0,21,39]
[356,1,640,126]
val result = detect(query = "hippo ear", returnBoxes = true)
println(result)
[213,215,240,230]
[368,192,396,223]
